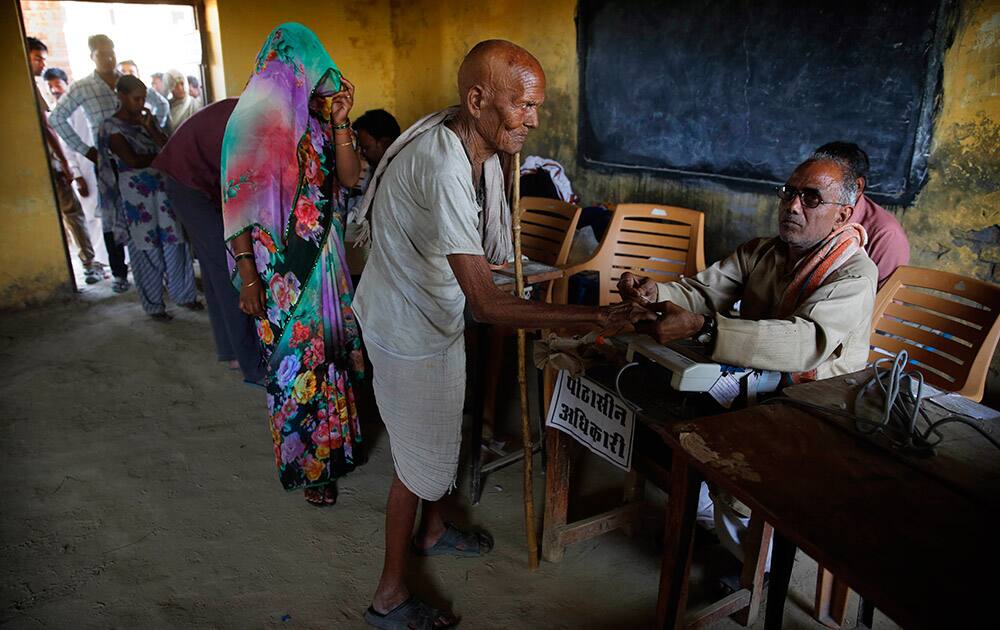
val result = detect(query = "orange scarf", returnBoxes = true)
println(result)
[781,223,868,383]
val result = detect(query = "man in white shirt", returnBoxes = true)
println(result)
[355,40,648,628]
[49,34,129,292]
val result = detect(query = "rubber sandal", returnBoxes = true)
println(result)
[180,300,205,311]
[412,522,493,557]
[363,596,458,630]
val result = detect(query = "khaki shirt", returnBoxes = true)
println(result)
[655,236,878,379]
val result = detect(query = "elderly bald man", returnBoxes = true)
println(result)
[354,40,648,628]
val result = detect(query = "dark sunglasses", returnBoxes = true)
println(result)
[776,185,845,210]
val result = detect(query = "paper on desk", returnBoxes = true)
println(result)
[927,393,1000,421]
[745,370,782,404]
[709,373,741,409]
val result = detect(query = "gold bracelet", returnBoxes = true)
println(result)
[244,280,258,288]
[336,141,354,147]
[234,251,253,257]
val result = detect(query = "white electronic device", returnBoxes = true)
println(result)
[617,333,740,392]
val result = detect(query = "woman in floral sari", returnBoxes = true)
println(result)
[222,23,364,506]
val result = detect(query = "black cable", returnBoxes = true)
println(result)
[766,349,1000,456]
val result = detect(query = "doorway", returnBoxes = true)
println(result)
[19,0,210,295]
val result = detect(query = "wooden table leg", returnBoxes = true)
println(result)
[621,470,646,537]
[656,452,701,629]
[733,517,773,626]
[541,425,572,562]
[814,566,850,628]
[764,531,797,630]
[856,597,875,629]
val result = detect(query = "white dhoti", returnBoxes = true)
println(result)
[367,336,466,502]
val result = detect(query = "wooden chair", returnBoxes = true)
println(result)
[814,264,1000,628]
[553,203,706,306]
[481,197,582,438]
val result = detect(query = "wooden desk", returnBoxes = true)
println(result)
[654,373,999,629]
[491,260,565,288]
[541,363,771,627]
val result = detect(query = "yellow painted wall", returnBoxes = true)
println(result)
[391,0,998,272]
[211,0,395,115]
[0,0,72,309]
[4,0,998,395]
[389,0,1000,397]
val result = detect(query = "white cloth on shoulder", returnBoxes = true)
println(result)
[349,106,512,265]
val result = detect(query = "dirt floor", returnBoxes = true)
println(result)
[0,286,901,629]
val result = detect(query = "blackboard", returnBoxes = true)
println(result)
[577,0,956,204]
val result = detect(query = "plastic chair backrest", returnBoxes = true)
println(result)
[869,265,1000,401]
[517,197,582,267]
[577,204,706,305]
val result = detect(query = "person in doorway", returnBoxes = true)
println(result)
[352,40,649,628]
[812,142,910,286]
[99,75,201,320]
[187,75,202,102]
[165,70,200,133]
[49,34,130,293]
[150,72,168,98]
[118,60,170,129]
[44,67,109,269]
[26,37,103,285]
[152,97,265,384]
[221,23,365,507]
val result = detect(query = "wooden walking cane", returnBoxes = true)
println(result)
[512,152,539,569]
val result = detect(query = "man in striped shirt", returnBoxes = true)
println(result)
[49,34,129,292]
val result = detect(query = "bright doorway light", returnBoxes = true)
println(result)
[21,1,203,95]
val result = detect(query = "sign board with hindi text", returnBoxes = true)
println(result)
[545,370,635,471]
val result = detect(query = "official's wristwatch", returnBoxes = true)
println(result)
[695,314,717,347]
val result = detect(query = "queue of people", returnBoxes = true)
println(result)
[28,20,912,630]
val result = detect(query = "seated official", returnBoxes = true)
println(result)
[813,142,910,286]
[619,155,879,382]
[621,155,879,572]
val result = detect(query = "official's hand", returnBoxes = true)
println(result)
[617,272,658,305]
[635,301,705,345]
[239,279,267,318]
[596,301,657,335]
[74,177,89,197]
[329,77,355,126]
[85,147,98,164]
